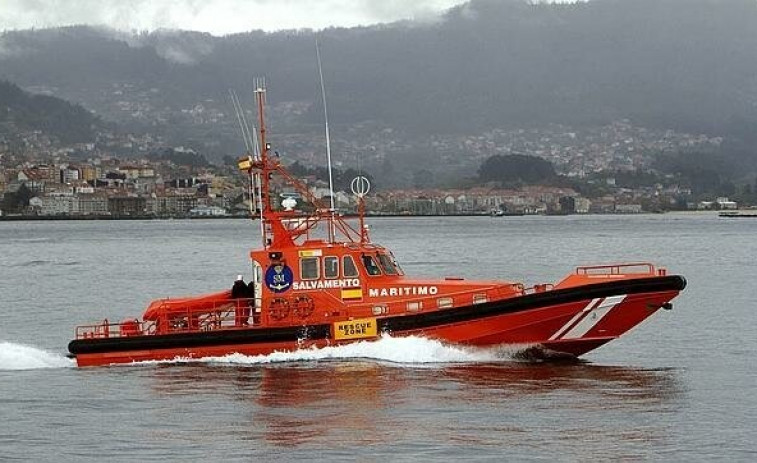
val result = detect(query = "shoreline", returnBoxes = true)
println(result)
[0,214,249,221]
[0,211,712,221]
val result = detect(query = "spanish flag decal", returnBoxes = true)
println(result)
[341,288,363,301]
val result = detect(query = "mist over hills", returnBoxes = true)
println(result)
[1,0,756,178]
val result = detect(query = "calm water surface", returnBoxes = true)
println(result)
[0,214,754,461]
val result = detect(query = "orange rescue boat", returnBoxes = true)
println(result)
[68,85,686,367]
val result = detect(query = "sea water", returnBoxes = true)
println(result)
[0,214,755,461]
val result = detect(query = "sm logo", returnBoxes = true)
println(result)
[265,264,293,293]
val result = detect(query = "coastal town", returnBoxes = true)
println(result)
[0,114,741,219]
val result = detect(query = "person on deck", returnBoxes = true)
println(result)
[231,275,249,326]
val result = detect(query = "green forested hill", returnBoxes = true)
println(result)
[0,80,102,144]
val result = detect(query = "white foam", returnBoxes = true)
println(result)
[144,335,511,367]
[0,342,75,370]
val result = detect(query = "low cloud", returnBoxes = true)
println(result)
[0,34,25,58]
[0,0,471,35]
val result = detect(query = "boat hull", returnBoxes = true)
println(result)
[69,276,685,367]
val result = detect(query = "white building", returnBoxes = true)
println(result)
[61,168,80,183]
[716,197,738,210]
[575,197,592,214]
[74,194,109,215]
[37,196,75,215]
[189,205,228,216]
[615,204,643,214]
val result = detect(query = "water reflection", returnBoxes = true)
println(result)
[440,363,681,406]
[145,360,683,453]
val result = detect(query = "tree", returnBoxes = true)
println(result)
[1,183,33,213]
[149,148,209,167]
[478,154,556,186]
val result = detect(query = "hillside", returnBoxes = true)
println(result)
[0,80,102,144]
[1,0,756,139]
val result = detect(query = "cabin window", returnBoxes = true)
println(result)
[378,253,398,275]
[362,255,382,276]
[407,301,422,312]
[437,297,453,309]
[473,294,488,305]
[343,255,359,278]
[301,257,320,280]
[324,256,339,279]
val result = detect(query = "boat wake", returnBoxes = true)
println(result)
[0,342,75,370]
[139,336,533,368]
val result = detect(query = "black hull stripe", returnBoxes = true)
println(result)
[68,324,332,355]
[379,275,685,332]
[68,275,685,356]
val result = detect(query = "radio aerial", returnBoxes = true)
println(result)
[350,176,371,198]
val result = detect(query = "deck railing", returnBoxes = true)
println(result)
[575,262,661,276]
[75,298,261,340]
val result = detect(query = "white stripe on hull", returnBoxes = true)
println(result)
[549,298,600,341]
[561,295,626,340]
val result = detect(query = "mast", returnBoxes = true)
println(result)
[238,80,367,249]
[229,88,264,245]
[250,78,297,249]
[249,111,265,249]
[255,78,271,249]
[255,80,269,212]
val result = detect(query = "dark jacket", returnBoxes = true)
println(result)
[231,280,248,299]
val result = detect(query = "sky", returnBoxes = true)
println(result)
[0,0,481,35]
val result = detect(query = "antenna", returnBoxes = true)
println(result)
[229,89,252,152]
[229,89,258,225]
[351,175,371,243]
[231,88,261,161]
[315,36,337,243]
